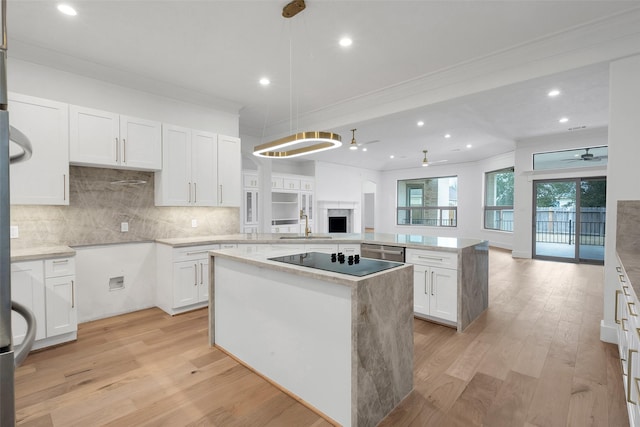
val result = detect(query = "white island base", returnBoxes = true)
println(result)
[209,250,414,427]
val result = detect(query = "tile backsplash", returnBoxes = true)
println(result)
[10,166,240,249]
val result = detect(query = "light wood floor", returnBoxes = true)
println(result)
[15,248,628,426]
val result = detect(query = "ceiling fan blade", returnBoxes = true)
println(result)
[357,139,380,146]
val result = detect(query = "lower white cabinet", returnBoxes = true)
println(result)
[11,257,77,351]
[406,249,457,324]
[157,243,236,315]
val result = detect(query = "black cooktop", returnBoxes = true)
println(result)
[268,252,403,277]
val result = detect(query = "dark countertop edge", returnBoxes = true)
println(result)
[618,250,640,296]
[210,249,414,288]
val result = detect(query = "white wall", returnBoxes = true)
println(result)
[601,54,640,343]
[75,243,156,322]
[379,152,516,249]
[315,162,381,233]
[512,127,608,258]
[8,59,239,136]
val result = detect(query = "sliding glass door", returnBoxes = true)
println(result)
[533,177,605,263]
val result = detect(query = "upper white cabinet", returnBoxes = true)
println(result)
[69,105,162,171]
[9,93,69,205]
[155,125,240,207]
[217,135,242,207]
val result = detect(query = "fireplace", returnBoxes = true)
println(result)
[328,216,347,233]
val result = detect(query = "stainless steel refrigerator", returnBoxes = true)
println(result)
[1,1,36,424]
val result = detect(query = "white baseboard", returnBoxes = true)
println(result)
[511,250,531,259]
[600,319,618,344]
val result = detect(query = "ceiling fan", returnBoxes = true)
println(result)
[348,129,380,151]
[564,147,608,162]
[421,149,448,167]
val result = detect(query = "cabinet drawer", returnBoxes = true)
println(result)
[44,257,76,278]
[300,180,314,191]
[406,249,457,269]
[283,178,300,190]
[243,174,259,188]
[271,177,284,189]
[173,245,220,262]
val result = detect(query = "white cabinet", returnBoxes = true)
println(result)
[338,244,361,256]
[304,244,339,254]
[9,93,69,205]
[301,179,314,191]
[10,261,46,343]
[155,126,241,207]
[243,172,260,233]
[300,192,314,226]
[10,257,77,351]
[44,258,77,338]
[272,191,300,233]
[156,244,237,315]
[407,249,458,324]
[217,135,242,207]
[70,105,161,170]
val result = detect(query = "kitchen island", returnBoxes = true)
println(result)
[209,247,414,427]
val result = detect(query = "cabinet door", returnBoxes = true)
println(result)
[45,275,77,337]
[413,264,429,316]
[243,173,259,188]
[198,259,209,303]
[244,189,259,225]
[217,135,241,206]
[338,244,360,256]
[69,105,120,167]
[11,261,46,343]
[9,94,69,205]
[430,267,457,322]
[120,116,162,170]
[173,260,200,308]
[157,124,192,206]
[192,130,218,206]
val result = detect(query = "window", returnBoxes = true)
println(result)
[484,167,514,231]
[397,176,457,226]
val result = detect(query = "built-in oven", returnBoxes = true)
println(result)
[360,243,405,262]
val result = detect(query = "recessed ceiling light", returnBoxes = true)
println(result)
[259,77,270,86]
[417,121,424,127]
[466,144,472,148]
[362,148,367,152]
[559,117,569,123]
[339,37,353,47]
[349,145,358,151]
[390,155,395,159]
[548,89,561,97]
[57,4,77,16]
[444,134,451,139]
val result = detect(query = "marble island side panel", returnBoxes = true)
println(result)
[458,241,489,331]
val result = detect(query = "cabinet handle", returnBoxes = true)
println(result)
[431,271,435,295]
[52,259,69,264]
[629,302,638,317]
[624,286,631,297]
[188,182,192,203]
[71,280,75,308]
[629,349,638,405]
[186,251,208,256]
[115,137,119,162]
[200,263,203,285]
[418,255,444,262]
[615,290,623,324]
[620,274,627,283]
[122,138,126,163]
[424,271,428,295]
[617,267,623,273]
[622,318,629,332]
[194,182,197,203]
[219,185,223,204]
[194,263,198,286]
[63,174,66,201]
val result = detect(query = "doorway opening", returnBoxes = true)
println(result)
[532,177,606,264]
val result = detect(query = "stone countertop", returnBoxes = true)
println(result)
[209,246,413,288]
[157,232,486,252]
[11,245,76,262]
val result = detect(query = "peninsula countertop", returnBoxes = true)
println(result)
[157,232,486,252]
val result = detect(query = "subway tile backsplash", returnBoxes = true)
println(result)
[10,166,239,249]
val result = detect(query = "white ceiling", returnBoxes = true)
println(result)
[6,0,639,171]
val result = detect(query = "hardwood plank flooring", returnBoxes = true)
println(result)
[15,248,628,426]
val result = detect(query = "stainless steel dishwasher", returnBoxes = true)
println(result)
[360,243,405,262]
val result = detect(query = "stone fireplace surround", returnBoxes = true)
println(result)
[317,201,359,234]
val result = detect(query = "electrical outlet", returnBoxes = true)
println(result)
[191,219,198,228]
[10,226,19,239]
[121,222,129,233]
